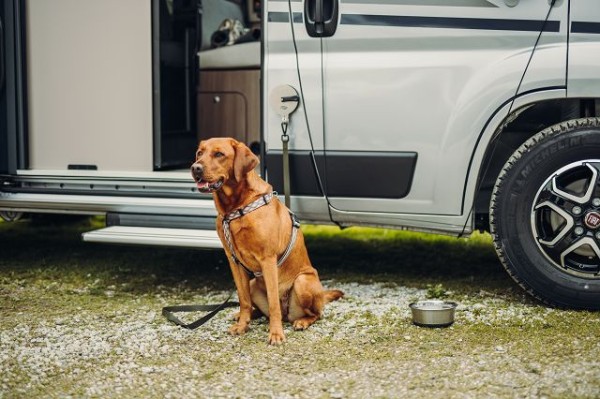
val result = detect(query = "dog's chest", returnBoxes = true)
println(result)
[222,220,280,269]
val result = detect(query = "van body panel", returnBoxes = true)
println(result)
[567,0,600,97]
[313,0,567,216]
[263,0,331,215]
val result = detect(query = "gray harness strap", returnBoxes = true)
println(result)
[222,192,300,278]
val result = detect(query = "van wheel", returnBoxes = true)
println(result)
[490,118,600,309]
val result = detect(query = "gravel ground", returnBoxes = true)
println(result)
[2,221,600,398]
[2,279,600,399]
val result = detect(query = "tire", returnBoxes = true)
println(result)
[490,118,600,309]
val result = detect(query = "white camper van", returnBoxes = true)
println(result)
[2,0,600,309]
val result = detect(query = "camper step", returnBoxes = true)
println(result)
[82,226,222,248]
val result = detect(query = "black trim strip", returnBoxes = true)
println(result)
[571,21,600,34]
[268,11,289,22]
[343,0,498,6]
[341,14,560,32]
[266,151,417,199]
[268,12,303,23]
[269,12,561,33]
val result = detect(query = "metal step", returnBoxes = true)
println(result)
[82,226,222,248]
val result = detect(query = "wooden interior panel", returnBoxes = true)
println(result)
[197,69,260,145]
[198,92,247,141]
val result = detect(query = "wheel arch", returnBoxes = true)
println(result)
[471,97,600,232]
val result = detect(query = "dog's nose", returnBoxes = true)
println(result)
[191,163,203,177]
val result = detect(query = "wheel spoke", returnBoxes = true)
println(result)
[591,163,600,201]
[533,201,574,246]
[551,163,597,204]
[560,237,600,271]
[542,229,580,266]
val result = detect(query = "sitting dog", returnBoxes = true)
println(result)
[191,138,344,345]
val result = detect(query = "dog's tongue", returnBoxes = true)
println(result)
[196,181,210,191]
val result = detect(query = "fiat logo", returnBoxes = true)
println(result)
[584,212,600,229]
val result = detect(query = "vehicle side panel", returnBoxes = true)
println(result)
[567,0,600,97]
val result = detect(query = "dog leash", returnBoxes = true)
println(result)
[162,292,239,330]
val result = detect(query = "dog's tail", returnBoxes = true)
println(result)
[323,289,344,304]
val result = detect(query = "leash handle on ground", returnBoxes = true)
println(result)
[162,292,239,330]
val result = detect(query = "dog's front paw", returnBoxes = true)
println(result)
[268,328,286,345]
[229,322,249,336]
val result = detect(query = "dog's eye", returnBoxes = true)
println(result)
[196,151,203,158]
[214,152,225,158]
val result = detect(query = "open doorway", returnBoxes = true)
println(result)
[153,0,200,170]
[194,0,262,156]
[153,0,263,169]
[22,0,261,176]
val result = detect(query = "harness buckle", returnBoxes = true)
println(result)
[291,212,301,228]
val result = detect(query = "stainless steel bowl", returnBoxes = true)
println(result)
[409,300,457,328]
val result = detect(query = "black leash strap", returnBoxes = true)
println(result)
[281,119,291,208]
[162,293,239,330]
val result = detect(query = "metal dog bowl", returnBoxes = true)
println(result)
[409,300,457,328]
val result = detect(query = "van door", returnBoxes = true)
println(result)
[0,2,9,174]
[153,0,201,170]
[567,0,600,97]
[264,0,330,216]
[312,0,568,217]
[0,0,24,175]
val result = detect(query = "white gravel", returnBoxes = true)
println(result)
[2,281,600,398]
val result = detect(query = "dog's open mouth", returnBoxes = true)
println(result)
[196,178,224,193]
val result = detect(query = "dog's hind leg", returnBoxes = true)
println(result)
[288,273,324,330]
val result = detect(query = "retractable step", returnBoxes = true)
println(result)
[82,226,222,249]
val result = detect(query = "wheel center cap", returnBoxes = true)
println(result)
[584,211,600,229]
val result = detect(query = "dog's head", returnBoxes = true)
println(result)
[191,138,259,193]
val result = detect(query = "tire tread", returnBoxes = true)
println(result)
[489,117,600,308]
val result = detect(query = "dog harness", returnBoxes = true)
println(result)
[222,192,301,278]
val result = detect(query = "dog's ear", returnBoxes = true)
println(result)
[233,140,259,182]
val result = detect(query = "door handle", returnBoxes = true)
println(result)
[304,0,338,38]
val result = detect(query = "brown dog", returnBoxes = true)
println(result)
[191,137,343,345]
